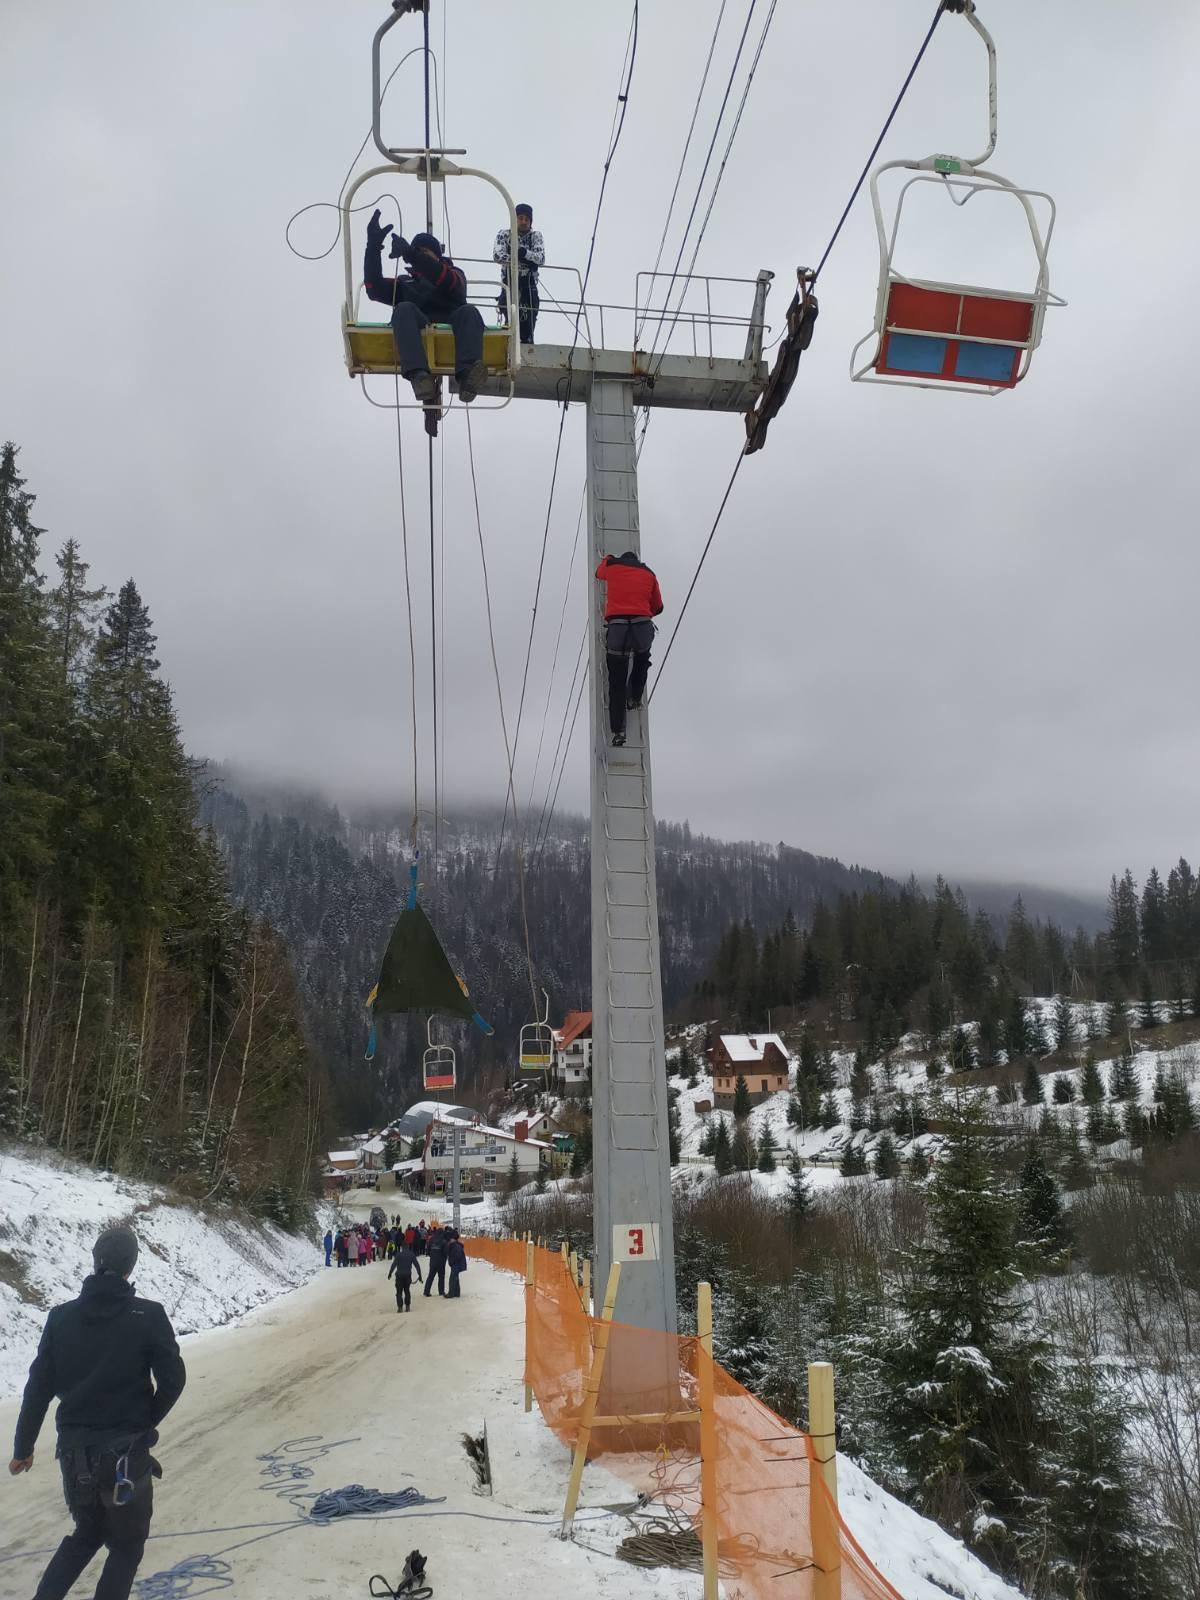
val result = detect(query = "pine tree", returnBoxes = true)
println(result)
[1080,1053,1105,1106]
[732,1074,752,1119]
[883,1107,1052,1561]
[1138,968,1158,1030]
[1106,870,1141,981]
[713,1118,734,1176]
[785,1153,813,1225]
[731,1121,756,1172]
[1017,1149,1068,1254]
[1022,1059,1045,1106]
[906,1144,930,1181]
[504,1149,522,1196]
[840,1140,868,1178]
[1052,993,1075,1053]
[1109,1043,1138,1101]
[949,1024,975,1073]
[1052,1074,1075,1104]
[1048,1356,1173,1598]
[667,1087,682,1166]
[756,1124,777,1172]
[1105,997,1126,1039]
[873,1131,900,1179]
[818,1093,839,1131]
[47,538,108,689]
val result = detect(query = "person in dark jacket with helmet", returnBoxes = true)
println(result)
[8,1226,186,1600]
[595,551,664,747]
[364,209,488,405]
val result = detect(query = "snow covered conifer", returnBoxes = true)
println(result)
[731,1120,756,1172]
[713,1118,734,1176]
[1052,1073,1075,1104]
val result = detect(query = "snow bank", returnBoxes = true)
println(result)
[839,1455,1028,1600]
[0,1142,320,1398]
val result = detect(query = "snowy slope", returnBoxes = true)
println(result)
[0,1142,321,1398]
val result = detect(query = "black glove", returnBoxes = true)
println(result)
[389,233,412,262]
[517,245,528,262]
[366,208,393,251]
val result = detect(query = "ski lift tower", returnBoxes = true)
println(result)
[343,6,774,1338]
[488,288,773,1336]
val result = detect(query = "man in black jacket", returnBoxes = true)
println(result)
[8,1226,186,1600]
[423,1226,450,1298]
[364,210,487,406]
[387,1241,423,1312]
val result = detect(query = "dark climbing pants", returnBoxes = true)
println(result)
[390,301,485,379]
[498,278,539,343]
[605,618,654,738]
[34,1460,153,1600]
[394,1275,414,1311]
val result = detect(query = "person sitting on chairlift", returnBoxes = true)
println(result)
[364,210,488,405]
[596,551,664,748]
[493,203,544,344]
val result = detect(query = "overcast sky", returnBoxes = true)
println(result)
[4,1,1198,894]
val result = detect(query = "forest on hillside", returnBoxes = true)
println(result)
[199,775,891,1125]
[0,444,323,1221]
[697,866,1200,1062]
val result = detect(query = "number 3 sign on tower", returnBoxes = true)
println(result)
[612,1223,661,1262]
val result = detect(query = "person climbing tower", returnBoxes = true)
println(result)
[595,551,663,747]
[363,210,488,406]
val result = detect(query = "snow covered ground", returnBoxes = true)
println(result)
[0,1141,322,1398]
[0,1191,1030,1600]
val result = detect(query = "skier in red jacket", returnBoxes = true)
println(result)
[595,552,664,747]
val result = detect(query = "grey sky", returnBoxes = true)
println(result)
[4,1,1197,895]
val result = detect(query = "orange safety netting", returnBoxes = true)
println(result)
[467,1236,902,1600]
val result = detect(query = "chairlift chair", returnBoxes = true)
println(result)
[850,2,1064,395]
[340,5,521,407]
[423,1017,457,1092]
[519,989,554,1074]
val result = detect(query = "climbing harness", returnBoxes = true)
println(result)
[369,1549,433,1599]
[850,0,1064,393]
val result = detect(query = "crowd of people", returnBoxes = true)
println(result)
[322,1218,468,1309]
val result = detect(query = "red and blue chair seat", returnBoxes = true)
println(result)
[877,281,1035,388]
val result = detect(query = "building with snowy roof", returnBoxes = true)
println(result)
[551,1010,592,1096]
[710,1033,790,1109]
[416,1115,549,1195]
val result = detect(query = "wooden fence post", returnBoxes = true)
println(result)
[697,1282,719,1600]
[808,1361,842,1598]
[560,1263,621,1536]
[524,1234,535,1414]
[581,1257,591,1313]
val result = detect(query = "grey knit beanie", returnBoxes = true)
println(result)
[93,1226,139,1277]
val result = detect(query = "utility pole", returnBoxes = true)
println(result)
[452,1123,462,1232]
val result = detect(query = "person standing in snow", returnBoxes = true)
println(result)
[8,1226,186,1600]
[423,1226,450,1298]
[323,1230,333,1268]
[595,552,664,748]
[493,203,544,343]
[446,1232,467,1299]
[387,1241,423,1312]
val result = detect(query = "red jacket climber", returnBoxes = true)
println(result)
[595,552,664,748]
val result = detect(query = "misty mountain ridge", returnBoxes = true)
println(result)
[199,765,1108,1124]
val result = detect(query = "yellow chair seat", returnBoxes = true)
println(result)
[345,321,510,377]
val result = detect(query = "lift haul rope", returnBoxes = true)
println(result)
[656,0,960,696]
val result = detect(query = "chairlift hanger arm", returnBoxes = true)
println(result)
[933,1,997,173]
